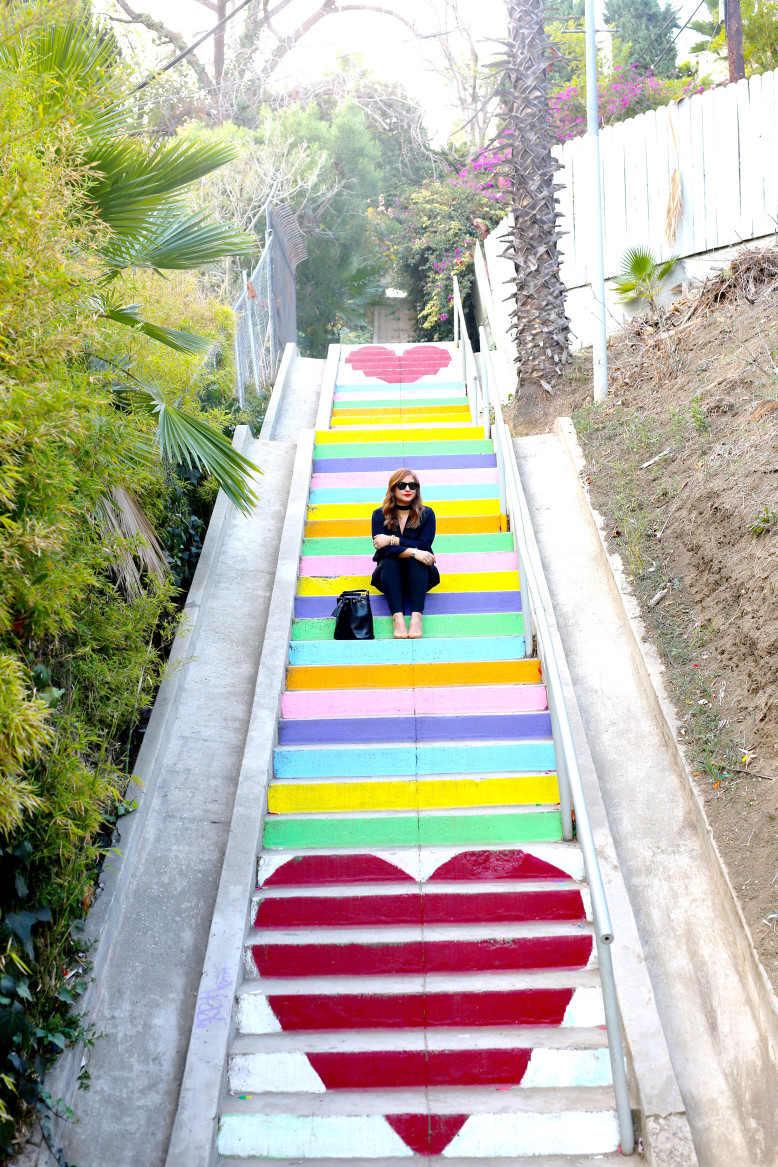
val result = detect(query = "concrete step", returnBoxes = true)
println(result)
[236,979,605,1034]
[312,439,494,460]
[312,453,497,473]
[285,659,541,691]
[256,842,587,885]
[272,740,555,779]
[294,591,521,617]
[285,635,528,667]
[266,773,559,814]
[304,514,507,537]
[261,810,565,852]
[245,922,595,980]
[228,1040,612,1094]
[308,498,502,520]
[218,1155,627,1167]
[298,570,518,598]
[331,410,472,425]
[301,532,511,554]
[280,685,546,718]
[276,710,550,746]
[216,1097,620,1159]
[250,885,590,927]
[291,613,523,641]
[308,483,500,504]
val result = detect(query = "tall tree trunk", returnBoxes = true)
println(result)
[499,0,570,392]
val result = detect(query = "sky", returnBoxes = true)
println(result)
[97,0,510,142]
[96,0,719,144]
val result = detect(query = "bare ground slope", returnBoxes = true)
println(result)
[506,245,778,991]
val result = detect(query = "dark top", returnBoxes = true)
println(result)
[371,506,436,562]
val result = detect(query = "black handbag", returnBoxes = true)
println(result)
[332,590,374,640]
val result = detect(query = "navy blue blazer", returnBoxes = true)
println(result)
[370,505,440,590]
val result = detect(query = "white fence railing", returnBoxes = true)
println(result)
[551,69,778,289]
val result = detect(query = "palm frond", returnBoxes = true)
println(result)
[89,294,213,354]
[100,211,256,275]
[95,488,169,597]
[619,247,657,281]
[86,137,241,237]
[115,382,261,513]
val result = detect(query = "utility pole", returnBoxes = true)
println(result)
[584,0,608,402]
[725,0,746,81]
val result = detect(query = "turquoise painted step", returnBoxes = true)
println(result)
[333,397,467,409]
[308,484,499,505]
[312,440,493,460]
[263,809,564,848]
[334,381,464,393]
[287,635,525,666]
[273,740,556,778]
[291,613,524,641]
[301,533,515,555]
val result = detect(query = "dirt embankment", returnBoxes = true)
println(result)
[508,246,778,990]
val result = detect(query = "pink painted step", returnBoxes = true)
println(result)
[310,468,499,489]
[281,684,548,720]
[299,551,518,577]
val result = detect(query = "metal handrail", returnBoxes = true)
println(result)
[452,277,635,1156]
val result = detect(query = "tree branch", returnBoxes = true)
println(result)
[113,0,215,91]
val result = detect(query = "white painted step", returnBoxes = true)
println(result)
[219,1157,628,1167]
[217,1106,621,1159]
[221,1085,617,1114]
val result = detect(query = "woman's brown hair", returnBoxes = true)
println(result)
[382,468,424,530]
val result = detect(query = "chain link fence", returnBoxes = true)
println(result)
[233,205,307,406]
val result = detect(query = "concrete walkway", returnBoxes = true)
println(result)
[55,363,324,1167]
[515,431,778,1167]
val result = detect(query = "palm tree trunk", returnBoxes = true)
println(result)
[500,0,570,392]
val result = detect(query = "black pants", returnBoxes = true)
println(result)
[377,556,430,614]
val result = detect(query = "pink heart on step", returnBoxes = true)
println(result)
[253,851,590,1155]
[345,345,452,384]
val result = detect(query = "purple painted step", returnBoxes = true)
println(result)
[277,711,553,745]
[313,454,498,473]
[294,592,522,618]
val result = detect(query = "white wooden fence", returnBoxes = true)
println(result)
[554,69,778,289]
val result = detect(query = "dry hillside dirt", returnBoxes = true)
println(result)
[507,245,778,991]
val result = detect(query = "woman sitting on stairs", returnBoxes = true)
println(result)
[371,469,440,639]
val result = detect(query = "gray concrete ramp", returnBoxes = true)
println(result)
[514,429,778,1167]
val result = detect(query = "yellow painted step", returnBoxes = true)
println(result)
[305,515,509,537]
[307,498,501,521]
[297,570,519,596]
[268,774,560,814]
[286,660,542,690]
[316,425,485,443]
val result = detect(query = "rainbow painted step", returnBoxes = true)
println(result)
[215,342,619,1166]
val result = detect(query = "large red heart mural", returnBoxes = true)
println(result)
[345,345,452,384]
[253,850,591,1155]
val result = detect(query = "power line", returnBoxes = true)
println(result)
[652,0,706,69]
[130,0,259,94]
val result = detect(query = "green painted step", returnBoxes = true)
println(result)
[292,612,524,641]
[313,440,494,460]
[302,533,515,556]
[263,810,563,849]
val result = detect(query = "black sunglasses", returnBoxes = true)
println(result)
[395,482,418,491]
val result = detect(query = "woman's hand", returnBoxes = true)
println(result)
[373,534,392,550]
[414,549,435,566]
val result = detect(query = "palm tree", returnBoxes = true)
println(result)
[497,0,571,393]
[3,19,260,518]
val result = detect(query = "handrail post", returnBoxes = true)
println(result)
[596,937,635,1155]
[545,681,574,841]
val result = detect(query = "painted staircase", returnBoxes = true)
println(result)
[216,343,625,1162]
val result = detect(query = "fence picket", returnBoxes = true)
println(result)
[549,69,778,290]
